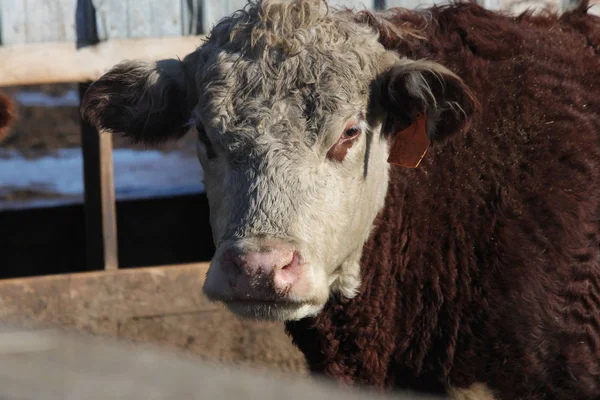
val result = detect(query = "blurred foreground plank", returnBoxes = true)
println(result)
[0,325,443,400]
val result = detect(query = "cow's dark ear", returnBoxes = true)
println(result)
[379,60,478,140]
[376,60,478,167]
[81,57,197,145]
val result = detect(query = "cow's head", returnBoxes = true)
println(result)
[82,0,476,321]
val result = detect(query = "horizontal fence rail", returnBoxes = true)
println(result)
[0,36,202,87]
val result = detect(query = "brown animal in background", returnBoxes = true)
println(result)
[0,93,15,143]
[82,0,600,399]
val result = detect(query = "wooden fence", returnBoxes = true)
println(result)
[0,0,597,271]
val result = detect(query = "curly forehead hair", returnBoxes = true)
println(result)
[205,0,378,56]
[194,0,396,145]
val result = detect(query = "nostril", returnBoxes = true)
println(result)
[273,251,302,288]
[280,251,301,272]
[281,252,299,270]
[222,247,300,279]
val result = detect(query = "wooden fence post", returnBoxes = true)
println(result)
[78,83,119,271]
[77,0,119,271]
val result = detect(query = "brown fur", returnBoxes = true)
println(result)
[286,2,600,399]
[0,92,15,142]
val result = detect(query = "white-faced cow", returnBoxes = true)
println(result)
[82,0,600,399]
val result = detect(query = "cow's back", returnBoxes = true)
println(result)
[288,3,600,399]
[384,3,600,398]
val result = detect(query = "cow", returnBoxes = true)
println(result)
[82,0,600,398]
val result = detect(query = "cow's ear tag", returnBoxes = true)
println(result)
[387,112,430,168]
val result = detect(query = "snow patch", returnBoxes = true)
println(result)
[14,90,80,108]
[0,148,205,209]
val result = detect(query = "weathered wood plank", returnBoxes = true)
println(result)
[328,0,376,9]
[92,0,183,40]
[384,0,447,9]
[0,36,202,86]
[147,0,184,37]
[0,0,27,44]
[128,0,155,38]
[0,324,441,400]
[1,0,76,45]
[92,0,129,40]
[0,264,215,326]
[201,0,249,33]
[181,0,204,35]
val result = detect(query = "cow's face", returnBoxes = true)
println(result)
[82,0,476,321]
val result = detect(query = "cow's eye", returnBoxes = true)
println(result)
[343,126,361,139]
[196,124,217,159]
[326,122,362,162]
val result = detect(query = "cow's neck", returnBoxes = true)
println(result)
[284,166,455,395]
